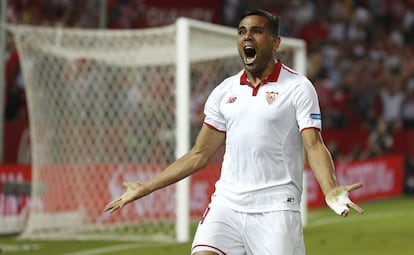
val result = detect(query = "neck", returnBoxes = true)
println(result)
[246,61,276,87]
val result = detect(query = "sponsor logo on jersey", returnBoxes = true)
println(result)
[310,113,321,120]
[266,91,279,105]
[226,96,237,104]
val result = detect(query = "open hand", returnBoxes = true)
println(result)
[104,181,148,213]
[325,182,364,217]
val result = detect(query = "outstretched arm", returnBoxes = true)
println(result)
[302,128,364,216]
[104,125,225,213]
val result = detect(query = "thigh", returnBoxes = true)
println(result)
[244,211,305,255]
[191,203,245,255]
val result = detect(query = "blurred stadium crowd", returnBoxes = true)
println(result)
[3,0,414,192]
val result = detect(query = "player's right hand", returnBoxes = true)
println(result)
[104,181,147,213]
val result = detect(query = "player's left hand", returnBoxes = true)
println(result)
[104,181,148,213]
[325,182,364,217]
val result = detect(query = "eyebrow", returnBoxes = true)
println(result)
[238,25,266,30]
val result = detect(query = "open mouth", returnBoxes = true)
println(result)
[243,46,257,65]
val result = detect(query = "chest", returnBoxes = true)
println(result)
[220,84,295,124]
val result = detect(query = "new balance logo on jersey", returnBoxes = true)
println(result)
[266,91,279,105]
[226,96,237,104]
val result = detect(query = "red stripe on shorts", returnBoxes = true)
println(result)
[200,206,210,224]
[192,244,227,255]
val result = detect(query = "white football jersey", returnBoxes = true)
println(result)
[203,61,322,213]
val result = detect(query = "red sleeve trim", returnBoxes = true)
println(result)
[203,122,226,133]
[300,126,321,133]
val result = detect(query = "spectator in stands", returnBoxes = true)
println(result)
[326,140,344,162]
[379,76,405,131]
[353,59,383,130]
[402,80,414,128]
[298,15,330,51]
[404,155,414,195]
[345,144,368,161]
[4,34,26,121]
[365,118,394,158]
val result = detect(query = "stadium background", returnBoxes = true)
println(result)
[1,0,414,238]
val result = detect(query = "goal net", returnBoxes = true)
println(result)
[8,18,306,242]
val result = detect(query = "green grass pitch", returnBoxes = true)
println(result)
[1,196,413,255]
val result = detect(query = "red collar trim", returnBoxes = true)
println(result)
[240,60,282,87]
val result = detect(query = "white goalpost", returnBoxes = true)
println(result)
[7,18,307,242]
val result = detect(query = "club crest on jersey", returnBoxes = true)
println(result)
[226,96,237,104]
[266,91,279,105]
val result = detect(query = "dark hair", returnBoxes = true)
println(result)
[239,9,280,37]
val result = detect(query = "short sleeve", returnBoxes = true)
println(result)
[294,78,322,131]
[203,85,227,132]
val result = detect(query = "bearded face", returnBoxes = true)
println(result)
[237,15,280,76]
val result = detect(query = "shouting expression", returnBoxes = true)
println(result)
[237,15,280,76]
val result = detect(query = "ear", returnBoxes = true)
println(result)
[273,36,281,51]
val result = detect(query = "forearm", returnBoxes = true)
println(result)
[307,144,338,195]
[144,151,207,194]
[301,130,364,216]
[141,126,224,197]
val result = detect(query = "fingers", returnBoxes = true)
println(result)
[326,183,365,216]
[344,183,364,214]
[346,182,363,192]
[103,201,116,213]
[348,201,364,214]
[339,201,363,217]
[104,198,124,213]
[103,182,140,213]
[340,202,365,217]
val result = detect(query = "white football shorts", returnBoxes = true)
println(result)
[191,201,305,255]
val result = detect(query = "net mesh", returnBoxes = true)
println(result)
[8,22,243,241]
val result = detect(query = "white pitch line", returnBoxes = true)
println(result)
[306,209,414,227]
[62,242,173,255]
